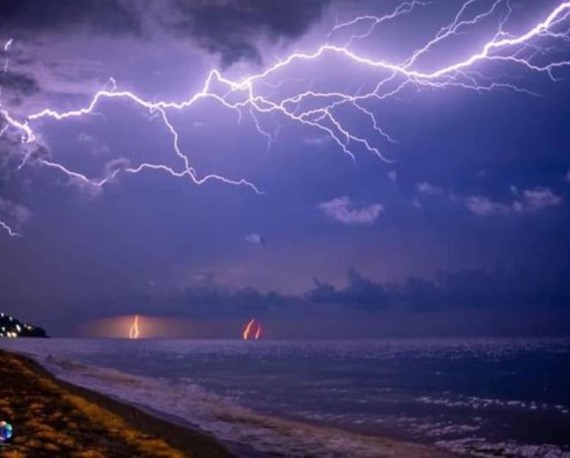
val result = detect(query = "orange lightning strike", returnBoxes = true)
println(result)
[242,318,262,340]
[129,315,140,339]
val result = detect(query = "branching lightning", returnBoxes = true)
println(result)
[1,1,570,236]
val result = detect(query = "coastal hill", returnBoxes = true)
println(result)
[0,312,47,338]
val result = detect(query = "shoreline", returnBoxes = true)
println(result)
[1,346,453,457]
[0,349,234,457]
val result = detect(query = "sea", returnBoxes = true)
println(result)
[1,338,569,457]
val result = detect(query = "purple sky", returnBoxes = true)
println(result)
[0,0,569,337]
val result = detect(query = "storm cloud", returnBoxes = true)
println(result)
[169,0,331,66]
[0,71,40,97]
[306,268,570,311]
[0,1,569,338]
[0,0,141,36]
[0,0,331,66]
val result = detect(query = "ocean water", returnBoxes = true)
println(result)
[1,338,569,457]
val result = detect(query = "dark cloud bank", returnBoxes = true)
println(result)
[0,0,141,36]
[0,0,331,67]
[174,267,570,314]
[306,268,570,311]
[56,267,570,337]
[170,0,330,66]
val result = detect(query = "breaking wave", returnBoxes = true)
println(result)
[35,354,436,457]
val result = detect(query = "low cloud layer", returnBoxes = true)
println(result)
[305,267,570,311]
[307,268,387,309]
[77,267,570,323]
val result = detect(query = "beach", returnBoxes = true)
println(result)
[0,349,232,458]
[2,338,568,457]
[0,343,455,458]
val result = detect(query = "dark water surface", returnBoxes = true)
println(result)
[2,338,569,456]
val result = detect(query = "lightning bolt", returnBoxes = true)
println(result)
[2,38,13,73]
[0,219,20,237]
[243,318,255,340]
[1,38,20,237]
[1,1,570,236]
[129,315,140,339]
[242,318,262,340]
[0,38,14,102]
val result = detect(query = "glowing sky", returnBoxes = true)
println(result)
[0,0,569,337]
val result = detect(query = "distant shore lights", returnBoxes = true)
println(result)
[242,318,262,340]
[129,315,140,339]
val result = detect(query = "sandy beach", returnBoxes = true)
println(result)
[0,349,233,458]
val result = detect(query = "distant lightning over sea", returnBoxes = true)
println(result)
[129,315,140,339]
[1,1,570,236]
[243,318,262,340]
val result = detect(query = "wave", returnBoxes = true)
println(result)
[437,438,570,458]
[417,395,570,414]
[34,354,439,457]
